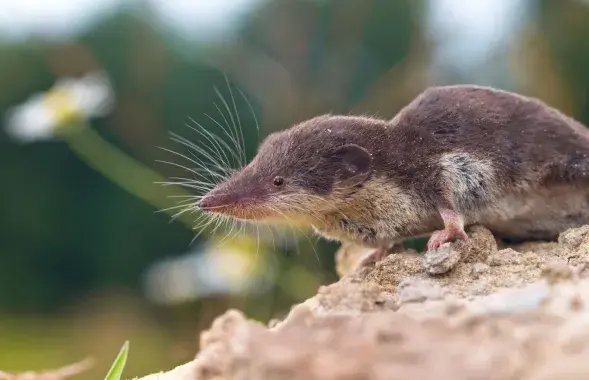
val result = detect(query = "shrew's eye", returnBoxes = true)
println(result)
[273,176,284,186]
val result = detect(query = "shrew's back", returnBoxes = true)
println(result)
[395,85,589,186]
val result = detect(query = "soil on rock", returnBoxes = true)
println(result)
[136,225,589,380]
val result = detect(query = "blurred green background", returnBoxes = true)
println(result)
[1,0,588,378]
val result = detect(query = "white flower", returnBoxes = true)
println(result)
[4,70,115,143]
[143,235,277,306]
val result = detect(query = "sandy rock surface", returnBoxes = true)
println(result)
[136,225,589,380]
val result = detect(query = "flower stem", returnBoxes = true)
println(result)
[63,124,205,232]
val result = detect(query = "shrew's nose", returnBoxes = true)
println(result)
[198,191,236,212]
[197,195,218,211]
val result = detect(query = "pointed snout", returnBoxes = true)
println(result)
[198,184,280,220]
[197,192,230,212]
[197,181,250,213]
[197,195,214,211]
[197,168,270,219]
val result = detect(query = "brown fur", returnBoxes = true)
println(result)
[199,84,589,248]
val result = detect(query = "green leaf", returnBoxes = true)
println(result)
[104,340,130,380]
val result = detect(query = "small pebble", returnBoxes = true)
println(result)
[471,262,490,278]
[397,277,447,304]
[423,243,462,275]
[558,225,589,249]
[487,248,521,266]
[541,262,576,285]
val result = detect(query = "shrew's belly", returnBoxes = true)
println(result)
[314,184,589,247]
[311,211,444,248]
[476,184,589,241]
[311,221,380,248]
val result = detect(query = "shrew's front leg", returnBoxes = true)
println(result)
[427,207,469,251]
[356,242,392,268]
[337,218,401,267]
[428,151,495,250]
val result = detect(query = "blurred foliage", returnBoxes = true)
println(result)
[1,0,589,378]
[0,0,423,312]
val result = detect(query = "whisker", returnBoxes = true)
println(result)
[168,133,231,176]
[214,87,246,167]
[155,158,207,179]
[186,117,238,171]
[267,205,322,266]
[189,217,215,246]
[204,111,242,168]
[169,130,230,172]
[224,75,247,166]
[185,117,231,169]
[156,146,217,178]
[162,176,217,188]
[154,202,196,214]
[169,205,199,223]
[238,87,260,138]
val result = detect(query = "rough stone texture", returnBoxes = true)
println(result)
[133,362,197,380]
[135,224,589,380]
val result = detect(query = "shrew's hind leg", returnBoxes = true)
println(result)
[357,242,403,268]
[427,207,469,251]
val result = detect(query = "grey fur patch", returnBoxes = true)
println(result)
[440,152,495,213]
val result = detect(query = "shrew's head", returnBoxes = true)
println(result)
[198,115,383,222]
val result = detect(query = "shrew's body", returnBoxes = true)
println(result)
[199,85,589,263]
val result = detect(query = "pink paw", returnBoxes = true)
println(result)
[427,228,469,251]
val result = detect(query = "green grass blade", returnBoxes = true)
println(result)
[104,341,130,380]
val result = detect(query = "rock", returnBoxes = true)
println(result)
[134,224,589,380]
[178,278,589,380]
[134,361,199,380]
[422,225,497,275]
[470,262,490,278]
[364,250,423,291]
[487,248,522,266]
[466,282,550,316]
[541,262,577,285]
[462,225,498,263]
[422,243,462,275]
[558,225,589,251]
[397,277,447,304]
[335,242,411,277]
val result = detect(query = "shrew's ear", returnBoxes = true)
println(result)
[330,144,373,187]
